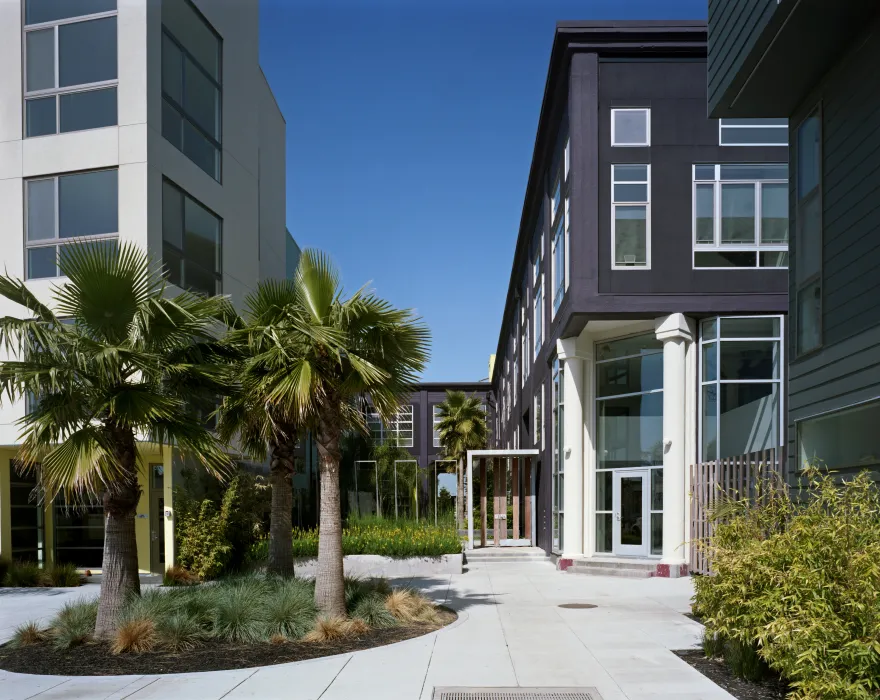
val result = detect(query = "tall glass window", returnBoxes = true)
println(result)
[551,136,569,314]
[595,333,664,554]
[23,0,118,137]
[161,0,222,180]
[532,214,544,359]
[9,461,44,563]
[795,108,822,355]
[54,495,104,568]
[612,164,650,268]
[699,317,783,461]
[162,179,222,296]
[551,356,564,553]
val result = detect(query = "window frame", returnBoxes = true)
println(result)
[692,164,789,270]
[161,177,223,296]
[551,135,570,316]
[161,0,223,182]
[432,405,442,448]
[611,108,651,147]
[698,316,785,463]
[611,163,651,270]
[22,5,119,138]
[718,118,788,147]
[551,356,564,554]
[24,168,119,280]
[794,105,823,358]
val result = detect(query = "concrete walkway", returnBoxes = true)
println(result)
[0,562,733,700]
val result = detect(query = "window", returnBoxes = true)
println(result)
[595,332,664,554]
[693,164,789,269]
[719,118,788,146]
[612,164,650,268]
[532,217,543,359]
[551,136,570,313]
[161,0,222,180]
[54,493,104,568]
[798,400,880,471]
[534,387,543,449]
[162,179,222,296]
[367,405,414,448]
[699,317,783,462]
[9,462,44,563]
[611,108,650,147]
[23,1,118,137]
[25,169,118,279]
[433,405,442,448]
[520,285,530,387]
[795,108,822,355]
[552,356,564,553]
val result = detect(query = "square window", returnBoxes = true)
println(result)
[59,87,117,132]
[58,17,117,88]
[26,29,55,92]
[612,108,650,146]
[28,246,57,279]
[26,97,56,137]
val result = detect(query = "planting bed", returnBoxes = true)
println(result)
[674,650,788,700]
[0,610,456,676]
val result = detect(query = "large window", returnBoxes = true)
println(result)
[9,462,44,563]
[798,400,880,471]
[54,495,104,568]
[24,0,117,138]
[719,118,788,146]
[161,0,222,180]
[162,179,222,296]
[534,386,543,449]
[595,333,664,554]
[520,286,530,387]
[795,108,822,355]
[693,164,789,269]
[432,405,441,448]
[532,218,543,359]
[611,108,650,147]
[699,317,783,462]
[367,405,414,448]
[551,137,570,313]
[612,164,650,268]
[26,169,118,279]
[551,356,564,553]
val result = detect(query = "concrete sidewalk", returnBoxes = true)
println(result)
[0,562,733,700]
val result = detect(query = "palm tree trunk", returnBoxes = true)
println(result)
[456,458,465,529]
[314,417,345,616]
[95,430,142,637]
[267,439,295,576]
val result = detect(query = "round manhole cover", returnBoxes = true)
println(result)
[558,603,597,610]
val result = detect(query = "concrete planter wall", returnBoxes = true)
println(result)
[294,553,462,578]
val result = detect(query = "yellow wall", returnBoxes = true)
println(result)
[0,449,14,559]
[163,446,175,571]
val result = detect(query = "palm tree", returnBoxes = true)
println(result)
[435,390,488,528]
[0,243,232,636]
[260,249,429,615]
[216,280,311,576]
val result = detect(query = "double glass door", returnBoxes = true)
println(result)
[613,469,650,556]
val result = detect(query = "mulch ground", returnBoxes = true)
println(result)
[674,650,789,700]
[0,610,456,676]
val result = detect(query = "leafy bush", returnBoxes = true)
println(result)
[251,517,461,560]
[4,560,42,587]
[175,472,269,580]
[694,468,880,699]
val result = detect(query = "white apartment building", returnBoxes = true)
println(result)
[0,0,289,574]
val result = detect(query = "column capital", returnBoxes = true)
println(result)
[654,313,695,343]
[556,336,589,361]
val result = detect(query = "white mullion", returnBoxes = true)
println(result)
[53,25,59,90]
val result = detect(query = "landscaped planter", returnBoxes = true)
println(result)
[294,553,462,578]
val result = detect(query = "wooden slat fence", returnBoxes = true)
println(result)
[689,446,787,575]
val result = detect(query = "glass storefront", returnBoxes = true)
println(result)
[595,333,664,555]
[9,461,44,563]
[700,316,782,461]
[54,495,104,568]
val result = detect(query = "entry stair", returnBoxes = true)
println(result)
[464,546,551,569]
[564,556,657,579]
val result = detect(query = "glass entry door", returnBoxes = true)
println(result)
[613,469,649,556]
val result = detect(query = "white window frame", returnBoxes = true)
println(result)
[367,405,414,448]
[611,163,651,270]
[611,108,650,147]
[23,6,119,138]
[692,164,789,270]
[698,316,785,463]
[719,118,788,147]
[432,404,442,448]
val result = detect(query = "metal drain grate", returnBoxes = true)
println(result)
[433,688,601,700]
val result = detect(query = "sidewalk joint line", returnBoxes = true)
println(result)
[418,631,440,699]
[218,667,261,699]
[24,678,71,700]
[488,569,520,687]
[119,677,161,700]
[316,655,352,699]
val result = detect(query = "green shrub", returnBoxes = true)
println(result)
[251,517,461,561]
[211,577,269,643]
[724,638,767,682]
[44,562,82,587]
[264,580,317,640]
[49,599,98,649]
[351,594,398,629]
[155,611,207,651]
[701,628,725,659]
[0,559,9,586]
[11,621,45,647]
[694,468,880,700]
[4,560,42,587]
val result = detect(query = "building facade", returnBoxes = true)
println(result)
[492,22,789,573]
[708,0,880,484]
[0,0,288,573]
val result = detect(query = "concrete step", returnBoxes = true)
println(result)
[466,557,550,564]
[567,565,654,578]
[566,558,657,579]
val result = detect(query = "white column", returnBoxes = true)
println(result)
[557,337,584,556]
[654,314,694,574]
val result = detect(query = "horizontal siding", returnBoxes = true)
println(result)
[821,28,880,345]
[707,0,777,110]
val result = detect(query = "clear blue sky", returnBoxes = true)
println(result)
[259,0,707,382]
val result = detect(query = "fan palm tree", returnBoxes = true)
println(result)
[246,249,429,615]
[435,390,488,527]
[0,243,232,636]
[216,280,315,576]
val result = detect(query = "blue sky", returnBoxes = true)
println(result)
[259,0,707,382]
